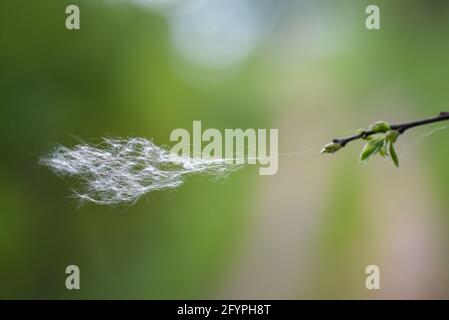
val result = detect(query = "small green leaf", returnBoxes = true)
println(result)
[360,138,384,162]
[385,130,399,143]
[379,141,388,157]
[389,142,399,167]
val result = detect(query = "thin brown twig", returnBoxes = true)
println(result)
[332,111,449,147]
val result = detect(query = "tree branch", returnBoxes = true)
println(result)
[332,111,449,147]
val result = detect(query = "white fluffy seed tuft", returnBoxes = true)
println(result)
[40,137,242,205]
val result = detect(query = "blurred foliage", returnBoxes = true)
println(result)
[1,0,449,299]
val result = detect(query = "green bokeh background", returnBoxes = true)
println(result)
[1,0,449,299]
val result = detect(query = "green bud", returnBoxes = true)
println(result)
[355,128,374,140]
[385,130,399,143]
[363,135,376,141]
[321,142,342,154]
[369,121,391,133]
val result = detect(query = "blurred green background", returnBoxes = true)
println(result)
[1,0,449,299]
